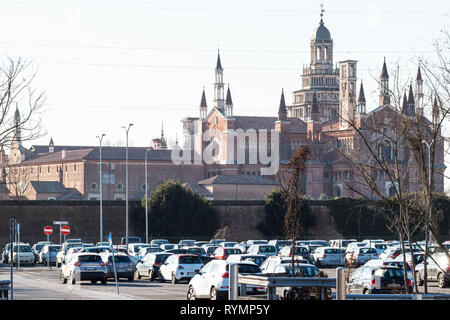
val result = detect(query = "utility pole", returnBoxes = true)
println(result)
[97,133,106,243]
[122,124,133,247]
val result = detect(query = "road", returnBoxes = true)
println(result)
[1,264,449,300]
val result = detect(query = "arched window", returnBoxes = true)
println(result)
[334,185,342,197]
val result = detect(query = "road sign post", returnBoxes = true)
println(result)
[53,221,68,245]
[108,233,119,295]
[9,219,16,300]
[44,226,53,270]
[17,224,20,271]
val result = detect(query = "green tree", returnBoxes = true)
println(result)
[141,180,220,239]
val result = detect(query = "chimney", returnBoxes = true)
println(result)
[62,149,66,159]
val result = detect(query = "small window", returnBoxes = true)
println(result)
[141,184,146,191]
[117,183,123,191]
[91,183,97,190]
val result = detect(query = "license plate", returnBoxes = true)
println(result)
[187,272,193,275]
[86,267,96,270]
[387,283,400,288]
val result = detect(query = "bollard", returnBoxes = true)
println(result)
[336,267,346,300]
[228,264,238,300]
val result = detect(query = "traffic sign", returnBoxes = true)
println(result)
[43,225,53,235]
[61,225,70,236]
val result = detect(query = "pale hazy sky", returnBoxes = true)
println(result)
[0,0,449,179]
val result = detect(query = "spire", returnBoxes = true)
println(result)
[226,85,233,106]
[320,3,325,25]
[416,65,423,82]
[401,92,408,114]
[200,87,207,109]
[408,83,415,104]
[433,95,440,123]
[358,82,366,104]
[216,49,222,70]
[160,122,167,150]
[381,57,389,79]
[278,89,287,121]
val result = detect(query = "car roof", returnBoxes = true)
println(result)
[278,263,315,267]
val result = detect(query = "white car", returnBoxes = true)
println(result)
[346,247,379,265]
[9,243,35,265]
[367,242,388,256]
[187,260,264,300]
[158,254,204,284]
[364,259,415,285]
[60,253,107,284]
[247,244,277,257]
[220,242,238,248]
[329,239,357,249]
[127,243,150,257]
[226,254,267,267]
[39,244,61,264]
[312,247,345,267]
[260,255,309,273]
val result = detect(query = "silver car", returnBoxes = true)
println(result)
[100,253,135,281]
[39,244,61,264]
[60,253,107,285]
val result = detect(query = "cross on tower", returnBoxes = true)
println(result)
[320,3,325,19]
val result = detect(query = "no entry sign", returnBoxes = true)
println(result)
[61,225,70,236]
[44,225,53,235]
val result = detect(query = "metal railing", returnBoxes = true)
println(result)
[229,267,450,301]
[0,280,10,300]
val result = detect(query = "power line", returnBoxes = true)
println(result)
[0,1,447,15]
[0,41,442,54]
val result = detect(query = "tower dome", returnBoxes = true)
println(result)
[312,19,331,42]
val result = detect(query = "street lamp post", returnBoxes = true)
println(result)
[97,133,106,243]
[122,124,133,248]
[421,139,434,294]
[145,148,151,244]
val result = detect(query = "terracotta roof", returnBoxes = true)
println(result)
[198,175,277,185]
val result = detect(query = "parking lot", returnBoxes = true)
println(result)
[1,263,449,300]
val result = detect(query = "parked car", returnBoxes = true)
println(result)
[260,256,310,274]
[364,259,414,285]
[234,242,249,254]
[120,236,142,246]
[64,246,84,265]
[214,247,243,260]
[329,239,357,249]
[205,246,219,257]
[39,244,61,264]
[150,239,169,246]
[278,246,313,264]
[1,243,11,264]
[366,242,388,256]
[394,252,424,271]
[187,260,264,300]
[312,247,345,267]
[100,252,135,281]
[60,253,107,285]
[127,243,150,257]
[246,240,268,246]
[95,242,109,247]
[9,243,35,265]
[270,263,321,300]
[65,239,83,245]
[347,265,412,294]
[198,255,216,265]
[32,242,51,263]
[209,239,226,245]
[178,239,196,247]
[345,242,368,255]
[112,245,128,255]
[194,241,209,247]
[80,246,112,254]
[160,244,179,251]
[268,240,293,254]
[346,247,379,266]
[362,239,385,245]
[137,246,163,260]
[135,252,173,281]
[226,254,267,267]
[246,244,277,257]
[415,253,450,288]
[158,254,204,284]
[308,240,329,247]
[220,242,238,248]
[379,247,422,260]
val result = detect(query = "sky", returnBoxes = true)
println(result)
[0,0,449,184]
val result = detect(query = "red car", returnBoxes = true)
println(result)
[213,247,242,260]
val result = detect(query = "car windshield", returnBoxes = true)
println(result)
[360,248,377,254]
[108,255,130,263]
[226,264,261,274]
[13,245,32,252]
[225,249,242,254]
[375,244,387,249]
[156,254,172,263]
[134,245,149,251]
[284,265,319,277]
[259,246,275,253]
[324,248,340,254]
[244,257,266,266]
[375,268,404,279]
[35,244,46,251]
[252,241,268,245]
[342,240,355,247]
[78,255,102,263]
[188,248,204,255]
[385,262,411,271]
[294,247,308,254]
[178,256,202,264]
[49,245,61,252]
